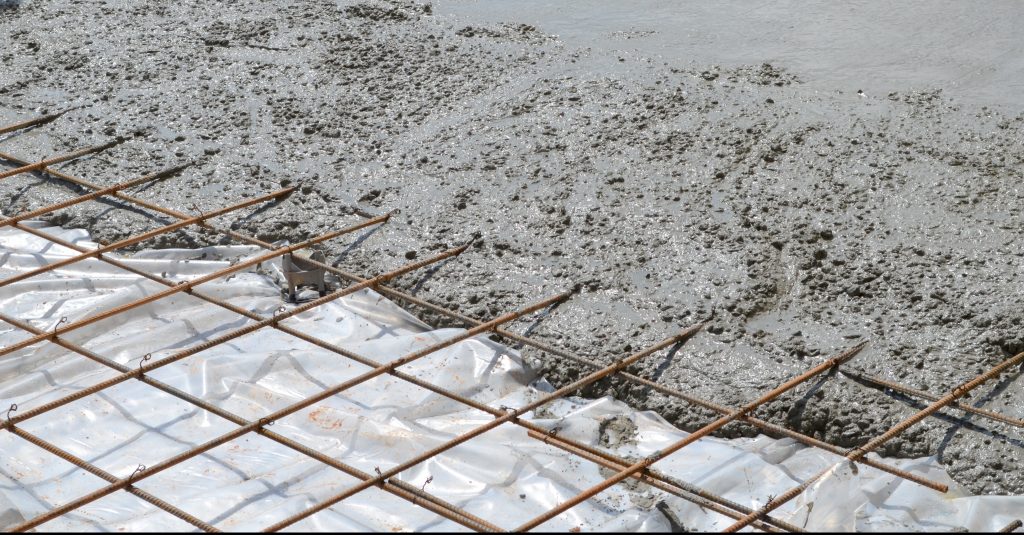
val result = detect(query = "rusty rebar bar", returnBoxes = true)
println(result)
[512,341,868,532]
[0,162,192,229]
[0,139,122,180]
[6,424,220,532]
[0,310,499,533]
[262,327,698,532]
[7,292,566,532]
[840,368,1024,428]
[0,215,388,360]
[0,186,294,288]
[0,110,67,136]
[723,349,1024,532]
[1000,519,1023,533]
[525,430,790,533]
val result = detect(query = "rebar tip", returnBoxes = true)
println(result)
[273,186,298,201]
[674,322,704,342]
[836,340,869,365]
[151,162,194,182]
[450,242,472,256]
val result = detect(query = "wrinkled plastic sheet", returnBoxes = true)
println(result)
[0,219,1021,532]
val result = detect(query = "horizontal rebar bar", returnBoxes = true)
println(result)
[7,291,565,532]
[0,162,192,229]
[0,309,498,533]
[6,424,220,532]
[0,110,67,136]
[0,186,294,288]
[512,342,868,532]
[525,430,789,533]
[840,368,1024,428]
[723,349,1024,532]
[0,139,122,180]
[0,215,388,361]
[262,326,697,532]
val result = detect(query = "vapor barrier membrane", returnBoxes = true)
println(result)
[0,219,1020,531]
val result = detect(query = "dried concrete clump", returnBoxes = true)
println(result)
[0,0,1021,495]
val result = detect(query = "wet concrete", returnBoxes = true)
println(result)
[1,0,1022,495]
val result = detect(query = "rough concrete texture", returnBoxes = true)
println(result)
[1,0,1022,495]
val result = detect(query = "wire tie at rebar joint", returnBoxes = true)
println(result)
[127,464,146,487]
[420,475,433,492]
[51,316,68,336]
[137,353,152,376]
[257,417,275,429]
[271,305,288,325]
[4,403,17,426]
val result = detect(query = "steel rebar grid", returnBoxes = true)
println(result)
[0,143,934,528]
[0,314,501,533]
[0,163,192,229]
[0,186,294,288]
[840,368,1024,429]
[524,430,791,533]
[6,292,567,532]
[512,342,868,532]
[262,327,697,532]
[0,214,388,360]
[723,349,1024,532]
[5,424,220,532]
[1001,519,1023,533]
[0,111,67,136]
[9,223,785,533]
[0,146,937,498]
[0,225,497,532]
[0,140,122,180]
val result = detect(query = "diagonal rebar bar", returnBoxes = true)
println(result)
[840,368,1024,429]
[6,424,221,532]
[0,139,122,180]
[0,162,192,229]
[0,110,68,136]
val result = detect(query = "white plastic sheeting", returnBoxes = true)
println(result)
[0,219,1021,532]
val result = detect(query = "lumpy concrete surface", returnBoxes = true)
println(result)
[1,0,1022,495]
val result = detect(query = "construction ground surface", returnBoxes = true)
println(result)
[1,0,1023,509]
